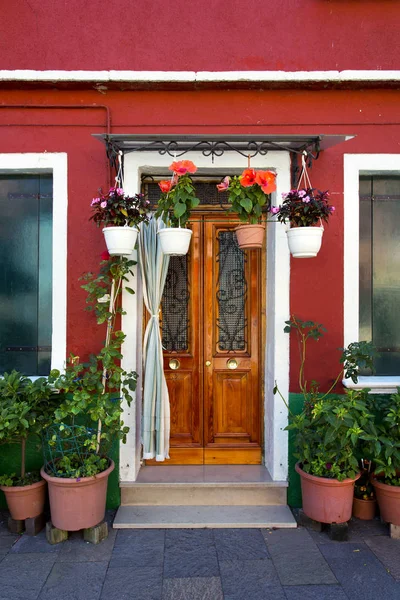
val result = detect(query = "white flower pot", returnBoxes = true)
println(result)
[157,228,193,256]
[286,226,324,258]
[102,226,138,256]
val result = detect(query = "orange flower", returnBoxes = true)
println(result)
[169,160,197,175]
[158,180,173,193]
[255,170,277,194]
[240,168,257,187]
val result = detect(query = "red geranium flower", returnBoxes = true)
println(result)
[169,160,197,176]
[101,250,110,261]
[158,180,173,193]
[239,168,257,187]
[255,170,277,195]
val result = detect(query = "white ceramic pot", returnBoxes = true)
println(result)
[286,226,324,258]
[102,226,138,256]
[157,228,193,256]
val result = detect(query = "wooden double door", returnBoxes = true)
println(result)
[156,214,262,465]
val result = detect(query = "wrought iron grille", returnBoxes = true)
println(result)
[144,181,228,209]
[161,255,190,352]
[216,231,247,352]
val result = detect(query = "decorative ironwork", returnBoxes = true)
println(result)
[161,255,190,352]
[216,231,247,352]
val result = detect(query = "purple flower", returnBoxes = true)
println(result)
[91,197,100,206]
[270,206,280,214]
[281,192,288,199]
[298,190,306,198]
[100,201,107,208]
[329,206,336,212]
[302,196,311,203]
[115,188,124,195]
[326,463,332,470]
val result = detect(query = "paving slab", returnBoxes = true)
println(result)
[164,529,219,578]
[58,529,117,562]
[219,558,285,600]
[284,584,349,599]
[38,561,108,600]
[110,529,165,568]
[319,542,400,600]
[262,527,337,585]
[162,577,224,600]
[365,535,400,580]
[11,530,61,554]
[214,528,269,561]
[0,535,19,555]
[102,565,163,600]
[0,553,56,600]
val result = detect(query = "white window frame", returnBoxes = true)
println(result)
[344,154,400,393]
[0,153,68,377]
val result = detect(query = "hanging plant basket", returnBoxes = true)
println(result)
[102,226,139,256]
[235,224,265,249]
[286,226,324,258]
[157,228,192,256]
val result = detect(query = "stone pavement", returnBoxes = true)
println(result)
[1,510,400,600]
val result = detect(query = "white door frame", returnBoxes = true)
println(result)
[120,150,291,482]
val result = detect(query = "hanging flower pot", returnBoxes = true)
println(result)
[286,226,324,258]
[102,226,139,256]
[157,227,192,256]
[235,224,265,249]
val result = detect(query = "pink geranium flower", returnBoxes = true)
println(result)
[217,176,230,192]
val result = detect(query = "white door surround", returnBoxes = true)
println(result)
[120,150,291,482]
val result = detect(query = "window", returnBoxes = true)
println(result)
[344,154,400,392]
[0,153,67,377]
[0,175,53,375]
[359,176,400,376]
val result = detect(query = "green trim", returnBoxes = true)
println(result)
[287,393,304,508]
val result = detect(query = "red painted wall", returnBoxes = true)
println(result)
[1,0,399,71]
[0,87,399,391]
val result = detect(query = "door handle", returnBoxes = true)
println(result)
[227,358,238,369]
[169,358,180,370]
[205,360,211,367]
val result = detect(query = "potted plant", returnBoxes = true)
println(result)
[353,460,377,520]
[271,188,334,258]
[90,186,150,256]
[370,390,400,526]
[155,160,200,255]
[274,316,376,524]
[41,256,138,531]
[0,371,56,521]
[216,168,277,249]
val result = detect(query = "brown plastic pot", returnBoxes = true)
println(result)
[371,475,400,526]
[352,497,377,520]
[235,224,265,249]
[296,462,360,524]
[0,479,46,521]
[40,459,114,531]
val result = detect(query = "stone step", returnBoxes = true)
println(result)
[113,505,297,529]
[121,482,287,506]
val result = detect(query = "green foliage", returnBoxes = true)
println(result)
[155,173,200,227]
[340,341,378,383]
[80,256,135,325]
[226,176,270,224]
[0,371,58,481]
[0,471,41,487]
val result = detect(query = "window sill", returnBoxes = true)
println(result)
[342,376,400,394]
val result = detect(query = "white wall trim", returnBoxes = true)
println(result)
[0,153,68,375]
[0,70,399,83]
[121,152,291,482]
[343,153,400,391]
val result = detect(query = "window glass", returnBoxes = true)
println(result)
[359,176,400,375]
[0,175,52,375]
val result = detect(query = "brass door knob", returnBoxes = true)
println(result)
[169,358,180,370]
[205,360,211,367]
[227,358,238,369]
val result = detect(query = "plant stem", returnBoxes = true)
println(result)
[21,437,26,480]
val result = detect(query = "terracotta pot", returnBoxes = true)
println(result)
[286,226,324,258]
[40,459,114,531]
[235,224,265,249]
[0,479,46,521]
[352,497,377,520]
[157,227,192,256]
[296,462,360,524]
[102,226,138,256]
[371,475,400,526]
